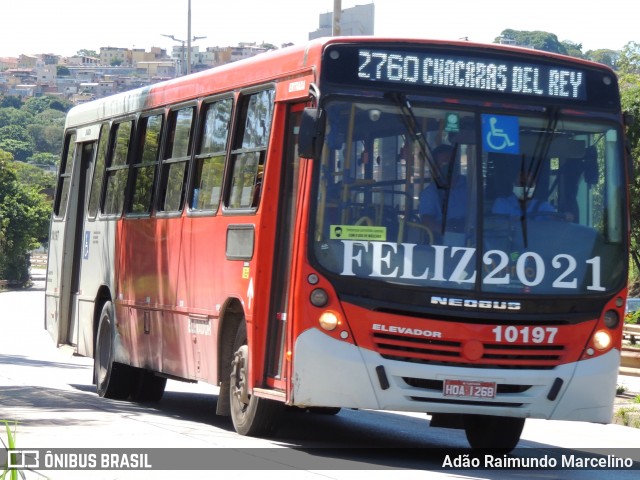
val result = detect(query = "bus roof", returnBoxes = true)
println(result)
[64,36,615,129]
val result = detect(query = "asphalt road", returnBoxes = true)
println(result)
[0,270,639,480]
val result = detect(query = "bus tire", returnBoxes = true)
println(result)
[463,414,524,452]
[130,370,167,402]
[94,301,134,400]
[308,407,341,415]
[229,322,283,437]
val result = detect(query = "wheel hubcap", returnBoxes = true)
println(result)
[231,345,249,406]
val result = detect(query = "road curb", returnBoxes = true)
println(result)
[613,406,640,428]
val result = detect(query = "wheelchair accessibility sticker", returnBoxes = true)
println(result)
[482,114,519,154]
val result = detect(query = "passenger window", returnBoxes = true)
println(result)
[87,124,109,219]
[53,132,76,219]
[226,89,274,210]
[129,114,163,215]
[159,107,194,212]
[103,121,133,216]
[191,98,232,212]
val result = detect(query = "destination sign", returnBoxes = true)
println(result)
[357,49,586,100]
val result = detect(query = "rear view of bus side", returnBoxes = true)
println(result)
[46,37,631,451]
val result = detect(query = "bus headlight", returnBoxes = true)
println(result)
[319,311,340,331]
[593,330,611,350]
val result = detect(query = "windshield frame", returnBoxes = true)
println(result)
[306,93,628,305]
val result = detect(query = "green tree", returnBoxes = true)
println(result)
[13,161,56,192]
[495,29,568,55]
[28,109,65,156]
[56,65,71,76]
[618,42,640,89]
[23,95,71,115]
[0,139,33,161]
[0,107,34,128]
[620,41,640,288]
[77,49,98,58]
[585,49,619,70]
[0,125,34,161]
[561,41,585,59]
[26,152,59,167]
[0,95,22,109]
[0,150,51,285]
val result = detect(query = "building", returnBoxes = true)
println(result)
[309,3,375,39]
[99,47,128,66]
[0,57,18,71]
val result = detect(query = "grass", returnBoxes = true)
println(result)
[0,420,18,480]
[615,407,639,427]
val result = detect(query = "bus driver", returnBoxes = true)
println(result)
[418,144,467,238]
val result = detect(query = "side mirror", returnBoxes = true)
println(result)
[298,107,325,159]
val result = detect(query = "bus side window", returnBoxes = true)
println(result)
[190,97,232,212]
[128,114,163,215]
[53,132,76,219]
[87,124,110,219]
[226,88,274,210]
[158,106,194,213]
[102,121,133,216]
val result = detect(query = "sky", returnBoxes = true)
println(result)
[0,0,637,58]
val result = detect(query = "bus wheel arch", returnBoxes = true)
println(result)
[215,298,244,416]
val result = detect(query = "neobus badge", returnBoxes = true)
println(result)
[431,296,521,311]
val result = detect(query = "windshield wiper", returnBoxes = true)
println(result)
[518,107,560,248]
[385,92,447,188]
[439,143,459,236]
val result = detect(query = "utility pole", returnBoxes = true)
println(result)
[161,34,186,76]
[162,1,205,77]
[333,0,341,36]
[187,0,192,75]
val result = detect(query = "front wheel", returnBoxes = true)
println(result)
[130,370,167,402]
[463,415,525,452]
[94,301,135,400]
[229,322,283,436]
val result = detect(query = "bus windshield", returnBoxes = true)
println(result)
[311,98,626,296]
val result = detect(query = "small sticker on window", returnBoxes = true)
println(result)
[330,225,387,241]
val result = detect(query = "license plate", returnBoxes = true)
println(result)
[443,379,496,399]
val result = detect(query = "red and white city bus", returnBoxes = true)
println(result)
[45,37,631,450]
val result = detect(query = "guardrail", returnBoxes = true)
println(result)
[30,253,47,266]
[621,324,640,377]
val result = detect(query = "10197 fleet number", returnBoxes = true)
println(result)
[492,325,558,344]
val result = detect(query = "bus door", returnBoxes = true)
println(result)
[46,127,99,346]
[265,104,305,385]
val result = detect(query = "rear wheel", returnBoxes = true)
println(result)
[463,415,525,452]
[229,322,283,436]
[94,301,135,399]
